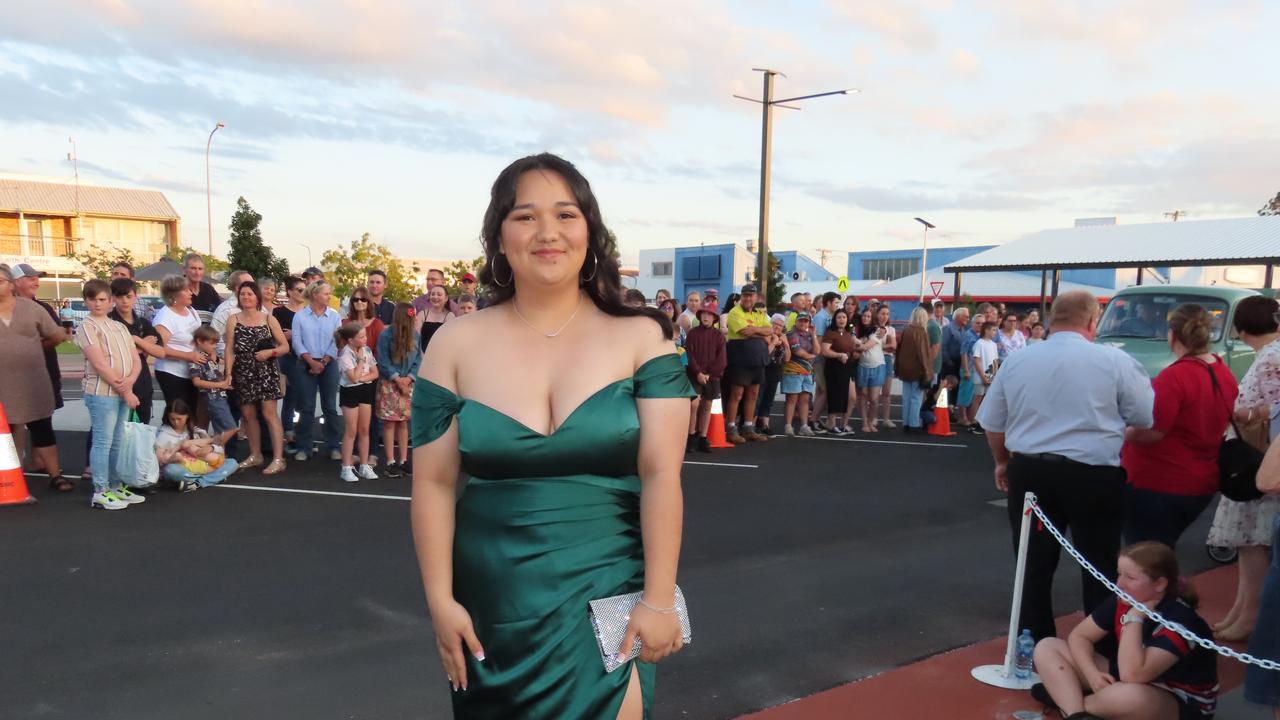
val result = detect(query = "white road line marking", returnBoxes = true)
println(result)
[793,435,967,448]
[217,484,411,501]
[683,461,759,469]
[218,461,756,500]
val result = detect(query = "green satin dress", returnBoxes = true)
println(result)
[411,353,694,719]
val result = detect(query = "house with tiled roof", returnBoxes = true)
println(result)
[0,177,182,298]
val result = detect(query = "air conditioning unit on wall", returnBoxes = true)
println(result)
[790,271,808,281]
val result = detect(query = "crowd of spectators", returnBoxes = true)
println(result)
[0,254,500,509]
[4,256,1279,718]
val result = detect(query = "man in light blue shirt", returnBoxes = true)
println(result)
[976,290,1154,641]
[291,289,344,461]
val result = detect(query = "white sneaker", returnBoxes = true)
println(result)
[330,449,343,461]
[294,451,309,462]
[91,491,128,510]
[799,425,815,437]
[880,419,897,428]
[784,425,796,437]
[356,464,379,480]
[340,466,359,483]
[113,487,146,504]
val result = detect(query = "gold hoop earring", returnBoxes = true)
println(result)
[490,253,512,288]
[581,250,598,283]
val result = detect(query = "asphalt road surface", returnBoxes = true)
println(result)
[2,412,1221,719]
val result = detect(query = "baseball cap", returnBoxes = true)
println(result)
[704,287,719,296]
[10,263,46,279]
[795,312,811,321]
[461,272,477,282]
[770,313,786,324]
[741,283,759,294]
[302,266,323,277]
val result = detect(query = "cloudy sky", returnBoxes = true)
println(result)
[2,0,1276,271]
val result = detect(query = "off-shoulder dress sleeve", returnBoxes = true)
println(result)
[633,353,696,399]
[411,377,463,447]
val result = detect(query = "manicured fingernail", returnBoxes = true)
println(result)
[475,651,486,662]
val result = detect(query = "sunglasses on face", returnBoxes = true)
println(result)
[352,298,368,303]
[290,286,304,292]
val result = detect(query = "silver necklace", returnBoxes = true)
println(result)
[512,295,583,338]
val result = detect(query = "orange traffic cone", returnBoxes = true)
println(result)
[706,397,734,449]
[0,403,36,506]
[928,386,957,437]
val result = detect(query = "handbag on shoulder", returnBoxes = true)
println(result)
[1202,359,1265,502]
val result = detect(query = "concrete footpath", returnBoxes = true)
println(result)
[739,564,1272,719]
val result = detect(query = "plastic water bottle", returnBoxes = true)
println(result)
[1014,629,1035,680]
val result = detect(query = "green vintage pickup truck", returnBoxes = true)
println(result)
[1095,285,1264,380]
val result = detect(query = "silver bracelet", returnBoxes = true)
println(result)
[637,598,678,615]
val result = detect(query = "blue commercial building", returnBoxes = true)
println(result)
[640,244,837,303]
[774,250,839,285]
[847,246,995,283]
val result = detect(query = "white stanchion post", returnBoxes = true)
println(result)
[972,491,1040,689]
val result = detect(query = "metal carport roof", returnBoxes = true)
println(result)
[944,217,1280,273]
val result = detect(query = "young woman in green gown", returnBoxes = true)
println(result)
[411,153,693,719]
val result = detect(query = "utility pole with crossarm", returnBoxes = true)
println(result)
[735,70,858,306]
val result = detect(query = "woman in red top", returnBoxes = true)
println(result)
[347,286,386,356]
[1122,303,1238,551]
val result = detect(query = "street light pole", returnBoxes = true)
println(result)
[915,217,935,302]
[299,243,313,268]
[206,121,225,256]
[736,70,857,307]
[756,70,775,306]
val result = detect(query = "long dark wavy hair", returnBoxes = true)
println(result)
[478,153,673,340]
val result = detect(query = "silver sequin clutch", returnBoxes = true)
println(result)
[588,586,691,673]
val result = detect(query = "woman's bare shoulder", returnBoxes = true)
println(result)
[600,313,675,369]
[417,306,501,385]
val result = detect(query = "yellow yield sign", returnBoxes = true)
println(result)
[837,276,849,293]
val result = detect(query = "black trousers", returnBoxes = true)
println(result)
[1123,486,1215,553]
[823,360,852,414]
[1006,454,1126,642]
[755,364,783,420]
[155,371,198,416]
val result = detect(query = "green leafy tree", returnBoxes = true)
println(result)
[320,232,416,302]
[750,252,786,312]
[1260,191,1280,216]
[442,257,485,297]
[226,197,288,281]
[64,245,137,280]
[164,246,229,275]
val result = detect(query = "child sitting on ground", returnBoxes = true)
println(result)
[921,375,959,427]
[155,400,240,491]
[189,326,239,445]
[1031,541,1218,720]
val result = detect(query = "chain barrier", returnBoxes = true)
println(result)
[1026,498,1280,671]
